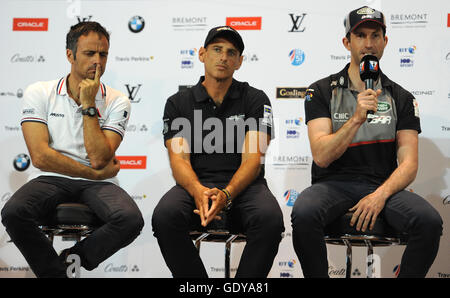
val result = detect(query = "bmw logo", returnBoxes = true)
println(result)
[13,153,30,172]
[128,16,145,33]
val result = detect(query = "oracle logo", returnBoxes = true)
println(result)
[116,156,147,169]
[13,18,48,31]
[226,17,261,30]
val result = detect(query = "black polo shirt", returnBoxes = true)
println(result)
[163,76,274,183]
[305,63,421,185]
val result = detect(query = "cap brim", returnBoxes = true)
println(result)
[205,30,244,54]
[350,19,386,33]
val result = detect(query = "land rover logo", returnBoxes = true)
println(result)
[377,102,391,113]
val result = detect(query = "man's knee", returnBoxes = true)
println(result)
[111,208,144,236]
[251,204,284,237]
[415,208,443,237]
[291,191,320,229]
[1,199,29,228]
[151,195,183,234]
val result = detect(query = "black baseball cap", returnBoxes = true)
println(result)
[204,26,244,55]
[344,6,386,36]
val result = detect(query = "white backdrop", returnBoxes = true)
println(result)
[0,0,449,278]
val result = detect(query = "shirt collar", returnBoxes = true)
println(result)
[191,76,241,103]
[56,74,107,100]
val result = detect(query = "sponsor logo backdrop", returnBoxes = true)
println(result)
[0,0,449,278]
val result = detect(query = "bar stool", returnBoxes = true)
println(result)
[39,203,102,244]
[324,212,408,278]
[189,212,246,278]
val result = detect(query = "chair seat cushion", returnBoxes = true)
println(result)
[50,203,102,227]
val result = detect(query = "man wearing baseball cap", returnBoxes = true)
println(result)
[152,26,284,277]
[291,7,442,277]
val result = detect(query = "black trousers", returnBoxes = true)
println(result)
[291,179,443,278]
[152,181,284,278]
[1,176,144,278]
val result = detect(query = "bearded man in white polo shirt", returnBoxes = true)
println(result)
[1,21,144,278]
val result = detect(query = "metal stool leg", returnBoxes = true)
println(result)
[343,239,352,278]
[194,233,209,253]
[225,235,238,278]
[48,233,54,244]
[365,239,374,278]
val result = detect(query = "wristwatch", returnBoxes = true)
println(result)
[81,107,98,117]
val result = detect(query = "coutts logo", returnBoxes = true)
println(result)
[11,54,45,63]
[104,263,139,272]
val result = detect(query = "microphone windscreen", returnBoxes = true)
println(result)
[359,55,380,82]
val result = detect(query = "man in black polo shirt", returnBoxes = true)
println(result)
[291,7,442,278]
[152,26,284,277]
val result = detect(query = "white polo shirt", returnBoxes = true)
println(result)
[21,75,131,183]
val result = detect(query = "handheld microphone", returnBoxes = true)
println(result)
[359,55,380,122]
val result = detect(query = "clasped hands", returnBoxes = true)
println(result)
[193,186,228,227]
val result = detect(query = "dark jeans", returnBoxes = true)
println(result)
[152,181,284,278]
[291,179,443,278]
[1,176,144,278]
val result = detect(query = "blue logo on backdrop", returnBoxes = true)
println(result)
[284,189,299,206]
[289,49,305,66]
[129,16,145,33]
[13,153,30,171]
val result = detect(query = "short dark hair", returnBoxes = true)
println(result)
[66,21,110,59]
